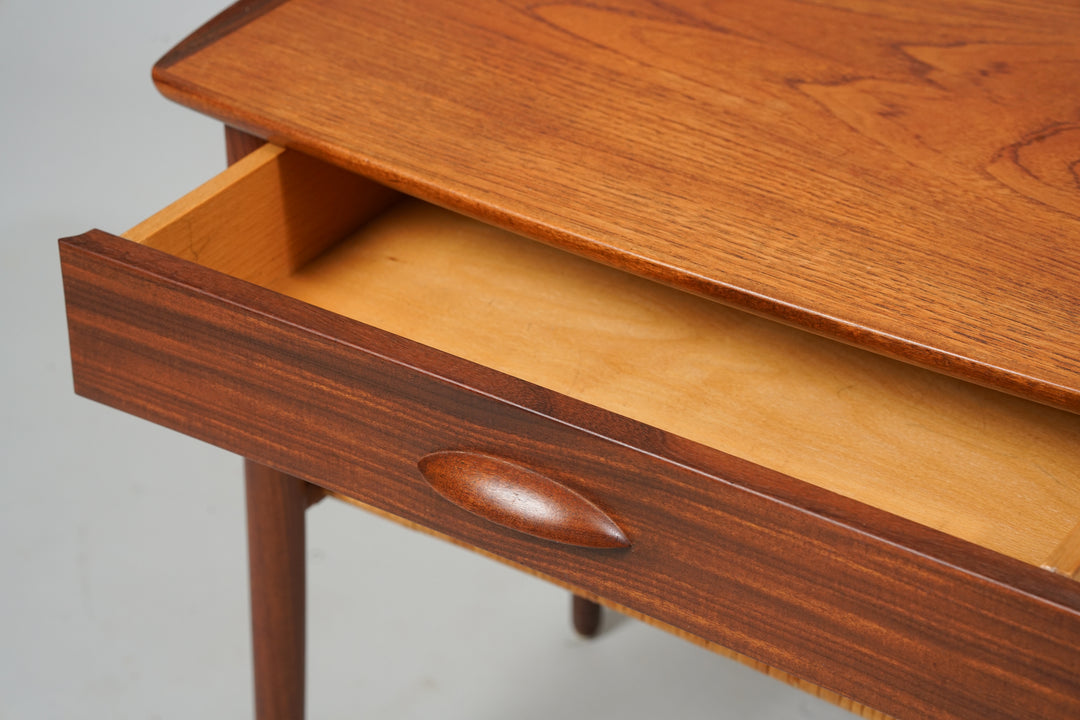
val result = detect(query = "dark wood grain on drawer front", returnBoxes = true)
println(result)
[60,229,1080,720]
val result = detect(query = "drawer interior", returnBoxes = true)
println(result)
[123,144,1080,574]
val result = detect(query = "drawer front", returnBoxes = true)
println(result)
[61,230,1080,720]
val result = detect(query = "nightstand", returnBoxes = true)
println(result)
[59,2,1080,718]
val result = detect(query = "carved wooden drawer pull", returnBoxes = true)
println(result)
[418,451,630,549]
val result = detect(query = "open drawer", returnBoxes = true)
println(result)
[59,143,1080,719]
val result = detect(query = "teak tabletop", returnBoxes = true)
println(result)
[155,0,1080,413]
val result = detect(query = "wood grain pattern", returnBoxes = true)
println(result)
[152,0,1080,413]
[330,491,895,720]
[156,0,290,71]
[245,460,307,720]
[116,145,1080,568]
[418,451,630,549]
[265,197,1080,569]
[59,229,1080,719]
[1045,520,1080,578]
[123,143,397,287]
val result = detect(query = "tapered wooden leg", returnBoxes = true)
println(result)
[572,594,602,637]
[246,460,307,720]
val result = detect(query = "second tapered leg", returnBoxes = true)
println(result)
[572,594,602,637]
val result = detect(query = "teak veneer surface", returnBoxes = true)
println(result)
[154,0,1080,413]
[59,223,1080,720]
[120,145,1080,571]
[329,491,895,720]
